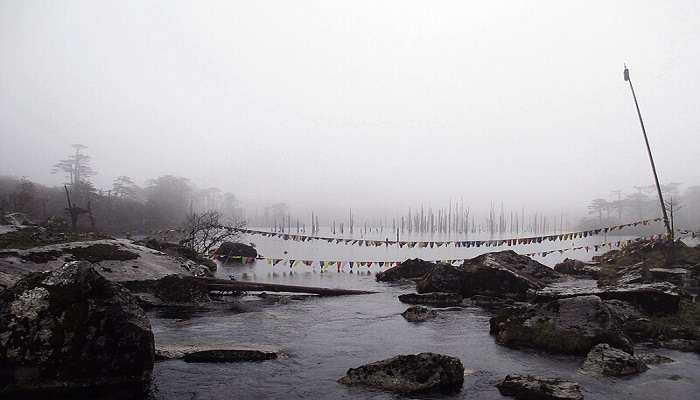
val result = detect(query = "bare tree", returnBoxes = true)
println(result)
[180,210,245,255]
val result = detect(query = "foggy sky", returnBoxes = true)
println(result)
[1,1,699,218]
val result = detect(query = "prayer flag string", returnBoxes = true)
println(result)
[218,218,664,249]
[217,234,667,270]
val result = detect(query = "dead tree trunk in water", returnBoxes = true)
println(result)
[201,277,377,296]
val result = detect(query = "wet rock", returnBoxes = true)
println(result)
[417,251,561,300]
[580,344,648,376]
[0,261,154,394]
[121,274,211,307]
[338,352,464,394]
[496,375,583,400]
[215,241,258,259]
[554,258,600,279]
[398,292,463,307]
[376,258,436,282]
[636,352,674,365]
[490,295,633,355]
[534,282,683,315]
[402,305,438,322]
[415,263,465,294]
[183,349,277,363]
[155,345,280,362]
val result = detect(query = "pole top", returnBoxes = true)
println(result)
[624,64,630,81]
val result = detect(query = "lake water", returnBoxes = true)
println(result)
[147,229,700,399]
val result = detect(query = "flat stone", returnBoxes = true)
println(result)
[398,292,463,306]
[534,282,683,314]
[496,375,583,400]
[155,345,279,362]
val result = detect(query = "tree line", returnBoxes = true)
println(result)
[0,144,243,234]
[580,183,700,232]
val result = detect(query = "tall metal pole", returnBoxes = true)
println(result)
[623,66,672,239]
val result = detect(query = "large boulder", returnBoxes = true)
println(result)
[496,375,583,400]
[490,295,633,355]
[215,241,257,259]
[338,352,464,394]
[417,251,562,300]
[0,239,215,288]
[580,344,648,376]
[554,258,601,279]
[376,259,436,282]
[534,282,683,315]
[398,292,463,307]
[415,263,466,294]
[0,262,154,394]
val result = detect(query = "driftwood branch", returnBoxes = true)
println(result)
[198,277,377,296]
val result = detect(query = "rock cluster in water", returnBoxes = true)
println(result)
[416,250,562,300]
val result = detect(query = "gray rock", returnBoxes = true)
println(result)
[338,352,464,394]
[155,345,279,362]
[215,241,257,259]
[0,261,154,394]
[534,282,683,315]
[490,295,633,355]
[401,305,438,322]
[0,239,213,288]
[376,258,436,282]
[398,292,463,306]
[580,344,648,376]
[417,251,561,300]
[496,375,583,400]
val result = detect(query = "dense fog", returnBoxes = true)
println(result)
[2,1,699,230]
